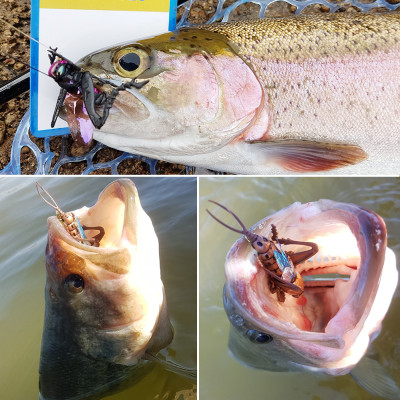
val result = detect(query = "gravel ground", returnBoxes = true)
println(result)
[0,0,398,174]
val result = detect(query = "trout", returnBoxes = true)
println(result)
[219,200,399,398]
[62,13,400,174]
[39,179,174,399]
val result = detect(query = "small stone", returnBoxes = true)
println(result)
[190,7,206,20]
[21,146,30,154]
[13,62,24,70]
[5,114,15,126]
[70,141,92,157]
[0,121,6,145]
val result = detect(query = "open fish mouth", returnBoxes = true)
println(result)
[48,178,142,251]
[45,179,172,365]
[224,200,397,373]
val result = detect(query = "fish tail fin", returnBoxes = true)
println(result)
[246,139,367,172]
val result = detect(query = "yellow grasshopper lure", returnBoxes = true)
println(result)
[36,182,101,247]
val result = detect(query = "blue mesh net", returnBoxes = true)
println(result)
[1,0,398,175]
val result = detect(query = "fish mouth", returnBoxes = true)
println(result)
[46,179,167,364]
[224,200,397,372]
[48,179,140,256]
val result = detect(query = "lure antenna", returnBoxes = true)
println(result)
[36,182,65,216]
[207,200,258,242]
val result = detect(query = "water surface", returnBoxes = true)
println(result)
[0,176,197,400]
[199,177,400,400]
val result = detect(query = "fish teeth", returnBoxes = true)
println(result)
[305,254,343,268]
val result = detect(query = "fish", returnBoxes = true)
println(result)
[219,200,400,398]
[39,179,175,399]
[58,12,400,175]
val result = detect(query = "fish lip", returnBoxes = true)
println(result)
[224,200,388,343]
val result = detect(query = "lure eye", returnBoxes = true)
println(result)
[49,61,68,79]
[63,213,75,224]
[113,47,150,78]
[65,274,85,293]
[56,64,66,77]
[252,235,270,253]
[247,329,273,344]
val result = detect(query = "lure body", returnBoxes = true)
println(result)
[47,48,147,145]
[36,182,102,247]
[207,201,318,302]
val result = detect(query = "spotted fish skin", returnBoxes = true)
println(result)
[77,13,400,174]
[196,13,400,171]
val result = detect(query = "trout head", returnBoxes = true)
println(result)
[63,29,268,157]
[44,179,173,365]
[224,200,398,375]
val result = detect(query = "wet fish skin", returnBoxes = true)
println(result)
[39,180,173,399]
[74,13,400,174]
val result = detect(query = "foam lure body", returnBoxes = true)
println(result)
[207,200,319,302]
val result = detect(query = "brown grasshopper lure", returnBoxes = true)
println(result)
[36,182,104,247]
[207,200,319,303]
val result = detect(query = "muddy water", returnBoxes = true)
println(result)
[0,176,197,400]
[199,177,400,400]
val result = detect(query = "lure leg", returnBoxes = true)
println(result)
[82,225,105,246]
[277,238,319,266]
[80,72,109,129]
[51,88,67,127]
[257,259,303,297]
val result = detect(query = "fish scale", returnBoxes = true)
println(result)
[200,13,400,61]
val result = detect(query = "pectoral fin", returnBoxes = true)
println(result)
[246,139,367,172]
[350,356,400,399]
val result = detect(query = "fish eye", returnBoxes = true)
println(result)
[247,329,273,344]
[65,274,84,293]
[113,47,150,78]
[119,52,140,72]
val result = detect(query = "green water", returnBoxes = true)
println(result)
[0,176,197,400]
[199,177,400,400]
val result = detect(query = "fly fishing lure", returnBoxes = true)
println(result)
[207,200,319,302]
[0,16,148,143]
[36,182,104,247]
[48,48,148,137]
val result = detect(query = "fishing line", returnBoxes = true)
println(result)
[0,54,49,78]
[0,16,52,78]
[0,16,50,49]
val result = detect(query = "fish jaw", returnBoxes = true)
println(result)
[224,200,397,375]
[68,29,269,159]
[44,179,173,365]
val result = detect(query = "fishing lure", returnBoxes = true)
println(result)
[0,16,147,141]
[36,182,104,247]
[48,48,148,136]
[207,200,319,302]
